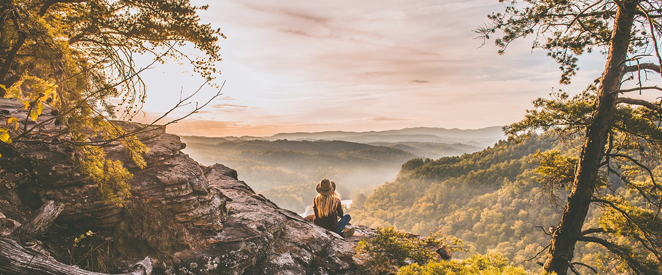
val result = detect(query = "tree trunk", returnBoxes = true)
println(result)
[0,31,25,96]
[543,1,639,274]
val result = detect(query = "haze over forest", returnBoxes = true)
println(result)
[181,126,504,211]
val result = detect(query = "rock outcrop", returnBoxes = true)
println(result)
[0,98,373,274]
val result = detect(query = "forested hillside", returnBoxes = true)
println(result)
[181,138,416,211]
[352,135,618,271]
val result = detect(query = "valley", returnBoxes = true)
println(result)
[180,127,504,212]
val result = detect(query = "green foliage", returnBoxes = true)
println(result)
[354,130,662,272]
[0,0,222,204]
[500,90,662,272]
[75,145,134,206]
[496,65,662,273]
[534,150,577,187]
[400,158,431,173]
[354,136,633,271]
[504,90,595,141]
[479,0,662,273]
[595,193,662,274]
[260,182,313,211]
[73,230,95,248]
[356,226,466,274]
[397,253,533,275]
[356,135,557,231]
[533,150,579,207]
[356,227,534,275]
[352,192,368,209]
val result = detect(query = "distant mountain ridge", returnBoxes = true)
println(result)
[181,126,505,147]
[180,126,505,162]
[270,126,504,145]
[179,126,506,212]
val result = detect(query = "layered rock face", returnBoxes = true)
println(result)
[0,98,370,274]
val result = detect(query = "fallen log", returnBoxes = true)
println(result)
[0,200,152,275]
[10,200,64,244]
[0,237,152,275]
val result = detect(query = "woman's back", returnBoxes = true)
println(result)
[312,178,353,237]
[313,193,343,232]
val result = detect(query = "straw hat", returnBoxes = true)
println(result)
[316,178,336,195]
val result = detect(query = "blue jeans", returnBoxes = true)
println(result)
[336,214,351,235]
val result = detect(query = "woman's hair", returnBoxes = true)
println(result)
[314,192,341,218]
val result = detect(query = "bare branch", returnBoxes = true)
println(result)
[545,11,615,19]
[613,86,662,94]
[535,225,554,236]
[86,80,226,147]
[624,62,662,74]
[15,80,226,150]
[567,261,580,275]
[638,3,662,75]
[518,228,552,266]
[0,10,27,93]
[581,228,608,235]
[607,166,658,209]
[12,44,176,141]
[571,262,598,274]
[590,199,662,263]
[607,153,661,192]
[616,97,662,113]
[577,235,651,274]
[567,1,603,32]
[159,80,226,127]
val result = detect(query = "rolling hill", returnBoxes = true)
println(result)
[179,126,504,212]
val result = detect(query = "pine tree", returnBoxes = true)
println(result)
[478,1,662,274]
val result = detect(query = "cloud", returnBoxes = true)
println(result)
[211,103,248,109]
[233,1,332,26]
[370,117,409,122]
[218,95,235,101]
[164,120,248,137]
[137,0,609,136]
[278,29,316,38]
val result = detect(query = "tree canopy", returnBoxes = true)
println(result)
[478,0,662,274]
[0,0,224,204]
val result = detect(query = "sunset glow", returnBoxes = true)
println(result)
[136,0,609,137]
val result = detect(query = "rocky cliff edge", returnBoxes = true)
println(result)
[0,98,375,275]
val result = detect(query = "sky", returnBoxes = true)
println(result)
[134,0,613,137]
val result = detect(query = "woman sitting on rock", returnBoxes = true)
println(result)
[313,178,354,237]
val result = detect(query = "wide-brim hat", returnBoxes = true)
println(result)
[316,179,336,195]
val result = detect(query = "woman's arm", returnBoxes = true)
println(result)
[336,199,343,218]
[313,199,319,219]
